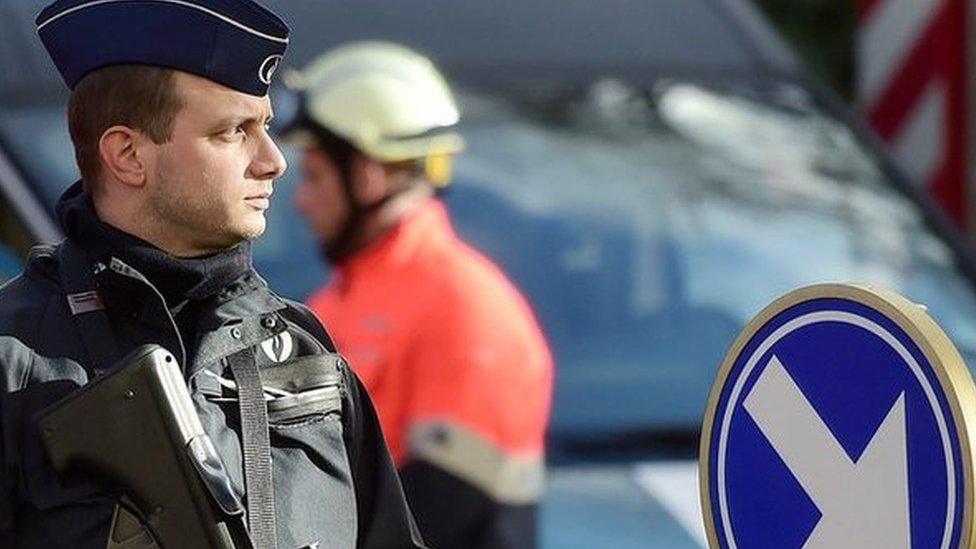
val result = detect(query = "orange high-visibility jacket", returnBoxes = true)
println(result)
[308,199,553,548]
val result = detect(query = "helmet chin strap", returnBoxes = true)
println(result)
[300,121,422,265]
[322,176,387,265]
[323,167,420,265]
[299,123,377,265]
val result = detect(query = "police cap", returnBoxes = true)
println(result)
[36,0,289,96]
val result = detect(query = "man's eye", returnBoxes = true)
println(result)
[221,126,246,140]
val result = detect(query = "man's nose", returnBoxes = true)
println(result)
[250,131,288,181]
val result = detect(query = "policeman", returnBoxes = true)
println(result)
[283,42,554,549]
[0,2,424,548]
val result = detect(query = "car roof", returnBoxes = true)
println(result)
[0,0,802,98]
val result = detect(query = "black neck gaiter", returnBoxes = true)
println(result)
[55,182,253,309]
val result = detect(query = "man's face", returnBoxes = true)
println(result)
[294,146,351,254]
[146,72,287,255]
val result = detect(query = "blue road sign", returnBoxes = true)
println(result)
[700,285,976,549]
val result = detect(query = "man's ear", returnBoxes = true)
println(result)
[349,153,389,206]
[98,125,151,188]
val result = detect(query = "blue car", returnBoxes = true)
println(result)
[5,1,976,546]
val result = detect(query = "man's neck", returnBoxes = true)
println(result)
[92,195,211,258]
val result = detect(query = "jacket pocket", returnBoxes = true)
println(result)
[261,353,344,426]
[266,385,341,425]
[263,354,357,549]
[260,353,344,393]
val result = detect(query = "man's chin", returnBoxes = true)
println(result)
[240,224,266,242]
[238,213,267,241]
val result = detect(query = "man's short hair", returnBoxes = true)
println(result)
[67,65,183,193]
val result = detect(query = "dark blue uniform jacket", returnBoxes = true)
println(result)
[0,184,426,548]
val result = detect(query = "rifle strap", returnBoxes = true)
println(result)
[228,347,278,549]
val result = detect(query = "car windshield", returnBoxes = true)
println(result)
[450,80,976,441]
[4,78,976,445]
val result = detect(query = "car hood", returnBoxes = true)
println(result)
[542,460,706,548]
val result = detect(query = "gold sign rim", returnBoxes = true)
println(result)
[698,283,976,549]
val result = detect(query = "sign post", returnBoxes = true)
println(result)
[700,284,976,548]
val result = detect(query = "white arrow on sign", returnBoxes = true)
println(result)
[743,355,910,548]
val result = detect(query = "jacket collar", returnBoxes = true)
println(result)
[55,181,254,309]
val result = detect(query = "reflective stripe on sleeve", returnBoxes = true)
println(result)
[408,420,544,505]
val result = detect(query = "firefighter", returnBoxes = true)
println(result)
[282,41,554,549]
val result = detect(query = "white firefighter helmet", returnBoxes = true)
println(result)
[287,41,464,186]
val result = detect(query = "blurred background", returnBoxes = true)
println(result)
[2,0,976,547]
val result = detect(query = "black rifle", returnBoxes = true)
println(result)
[39,344,253,549]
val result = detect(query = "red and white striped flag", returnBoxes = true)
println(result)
[857,0,969,225]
